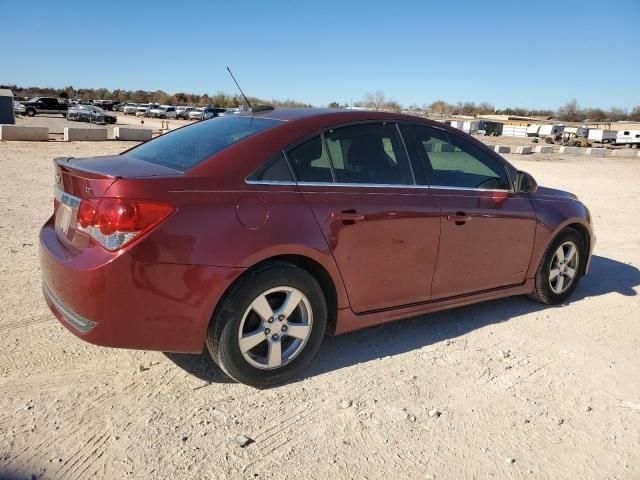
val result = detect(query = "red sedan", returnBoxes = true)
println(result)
[40,108,594,387]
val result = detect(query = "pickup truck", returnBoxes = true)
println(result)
[19,97,69,117]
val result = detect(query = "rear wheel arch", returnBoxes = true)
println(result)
[215,255,339,334]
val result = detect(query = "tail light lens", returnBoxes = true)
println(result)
[76,197,175,251]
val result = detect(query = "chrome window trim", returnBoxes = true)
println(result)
[427,185,512,193]
[245,180,297,186]
[296,181,421,189]
[244,179,512,192]
[54,186,81,208]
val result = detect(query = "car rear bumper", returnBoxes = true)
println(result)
[40,216,244,353]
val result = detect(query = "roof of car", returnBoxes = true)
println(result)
[244,107,429,124]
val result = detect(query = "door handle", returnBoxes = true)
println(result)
[446,212,472,225]
[331,210,365,223]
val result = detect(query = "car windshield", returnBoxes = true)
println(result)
[124,116,280,171]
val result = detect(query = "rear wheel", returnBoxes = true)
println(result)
[531,228,585,305]
[26,108,36,117]
[206,262,327,388]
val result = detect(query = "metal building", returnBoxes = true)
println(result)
[0,89,16,124]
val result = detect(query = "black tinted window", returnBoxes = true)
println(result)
[287,136,333,183]
[248,152,293,182]
[324,123,413,185]
[124,116,280,171]
[411,125,509,190]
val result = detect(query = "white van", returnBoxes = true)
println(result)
[587,129,617,144]
[538,124,564,137]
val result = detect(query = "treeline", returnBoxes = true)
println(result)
[332,91,640,122]
[5,84,639,122]
[2,84,312,109]
[421,98,640,122]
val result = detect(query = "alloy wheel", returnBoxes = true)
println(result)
[238,287,313,370]
[549,241,579,294]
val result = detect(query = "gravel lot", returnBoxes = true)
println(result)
[0,141,639,480]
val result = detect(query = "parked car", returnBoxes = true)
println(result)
[13,101,26,116]
[123,103,138,115]
[19,97,69,117]
[149,105,177,119]
[67,104,117,124]
[135,104,151,117]
[40,108,594,388]
[188,106,226,121]
[176,106,195,119]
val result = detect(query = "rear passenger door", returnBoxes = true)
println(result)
[407,124,536,299]
[287,122,441,313]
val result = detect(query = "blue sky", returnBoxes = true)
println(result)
[3,0,639,110]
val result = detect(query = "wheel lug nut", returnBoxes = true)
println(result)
[264,328,270,335]
[278,315,285,321]
[268,317,274,323]
[281,325,288,332]
[272,334,279,340]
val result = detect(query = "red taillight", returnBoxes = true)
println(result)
[77,197,175,251]
[78,199,98,229]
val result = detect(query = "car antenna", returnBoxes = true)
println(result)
[226,67,252,109]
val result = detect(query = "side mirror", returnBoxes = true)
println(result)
[516,170,538,193]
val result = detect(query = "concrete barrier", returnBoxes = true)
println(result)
[64,127,108,141]
[0,125,49,141]
[113,127,153,142]
[612,149,638,158]
[559,146,581,154]
[515,146,532,154]
[586,148,608,156]
[494,145,511,153]
[534,145,554,153]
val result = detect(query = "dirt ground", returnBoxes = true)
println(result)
[0,140,639,480]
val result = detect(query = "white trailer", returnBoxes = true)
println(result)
[564,126,590,137]
[462,121,479,134]
[538,124,565,136]
[615,130,640,146]
[502,125,529,137]
[526,125,540,137]
[588,129,617,144]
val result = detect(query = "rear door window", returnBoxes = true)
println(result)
[247,152,294,182]
[324,123,413,185]
[287,136,333,183]
[124,116,280,171]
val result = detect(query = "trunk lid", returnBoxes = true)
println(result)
[52,156,182,246]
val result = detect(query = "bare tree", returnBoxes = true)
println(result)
[557,99,582,122]
[428,100,452,116]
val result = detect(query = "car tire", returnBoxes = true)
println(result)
[206,261,327,388]
[26,108,36,117]
[97,116,105,124]
[530,228,585,305]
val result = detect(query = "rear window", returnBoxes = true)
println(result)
[124,116,280,171]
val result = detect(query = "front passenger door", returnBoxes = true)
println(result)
[408,124,536,299]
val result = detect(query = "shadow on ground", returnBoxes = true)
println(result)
[165,255,639,385]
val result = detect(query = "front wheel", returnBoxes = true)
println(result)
[206,262,327,388]
[531,228,585,305]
